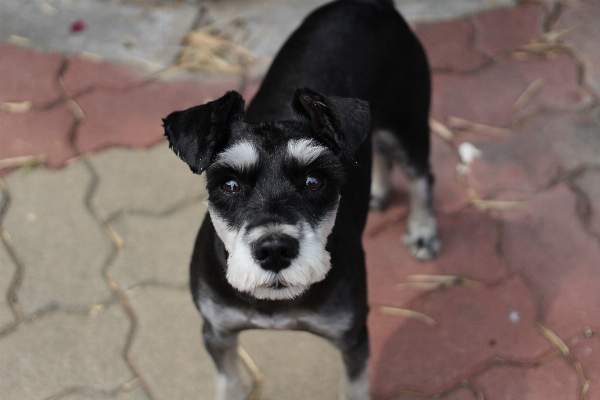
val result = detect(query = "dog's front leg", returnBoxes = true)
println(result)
[202,321,248,400]
[337,325,371,400]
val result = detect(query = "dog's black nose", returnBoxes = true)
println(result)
[253,235,299,272]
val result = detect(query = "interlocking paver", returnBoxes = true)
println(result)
[128,284,344,400]
[74,76,243,153]
[556,0,600,97]
[2,163,112,315]
[0,106,76,170]
[474,357,580,400]
[90,142,207,218]
[572,338,599,400]
[369,275,549,397]
[0,42,63,107]
[240,329,343,400]
[0,306,133,400]
[110,201,207,290]
[414,17,488,72]
[472,3,546,58]
[62,54,144,96]
[431,53,588,128]
[465,109,600,201]
[578,170,600,238]
[128,286,215,400]
[0,243,16,329]
[502,186,600,339]
[0,0,200,67]
[60,386,148,400]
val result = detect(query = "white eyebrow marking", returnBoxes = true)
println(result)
[287,139,329,165]
[214,141,259,170]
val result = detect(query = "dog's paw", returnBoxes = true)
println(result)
[215,375,249,400]
[402,215,440,261]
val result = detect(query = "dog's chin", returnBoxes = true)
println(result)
[249,283,311,300]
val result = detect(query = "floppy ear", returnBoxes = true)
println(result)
[291,88,371,163]
[162,91,245,174]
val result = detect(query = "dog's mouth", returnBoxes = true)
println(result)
[267,280,289,290]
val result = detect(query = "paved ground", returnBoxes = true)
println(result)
[1,0,600,399]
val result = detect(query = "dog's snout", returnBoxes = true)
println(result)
[253,235,299,272]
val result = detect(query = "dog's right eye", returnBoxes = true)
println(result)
[222,179,241,193]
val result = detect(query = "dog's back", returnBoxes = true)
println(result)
[245,0,430,130]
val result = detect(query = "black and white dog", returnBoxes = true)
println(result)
[163,0,439,398]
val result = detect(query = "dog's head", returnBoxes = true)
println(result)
[163,88,370,300]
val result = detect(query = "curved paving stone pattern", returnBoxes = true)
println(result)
[1,0,600,399]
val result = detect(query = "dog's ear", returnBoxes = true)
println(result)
[291,88,371,163]
[162,91,245,174]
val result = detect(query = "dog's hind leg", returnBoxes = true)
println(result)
[369,135,393,210]
[202,321,248,400]
[403,170,440,260]
[371,129,440,260]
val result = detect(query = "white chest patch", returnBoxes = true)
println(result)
[199,297,353,338]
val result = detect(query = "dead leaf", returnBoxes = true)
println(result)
[1,101,32,113]
[448,116,511,136]
[0,155,47,170]
[537,323,570,356]
[379,306,437,327]
[430,118,454,140]
[514,78,545,109]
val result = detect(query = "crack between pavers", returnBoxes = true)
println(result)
[467,14,497,65]
[0,296,121,338]
[389,328,597,400]
[44,378,142,400]
[0,170,124,338]
[55,57,156,400]
[545,163,600,245]
[491,192,596,400]
[105,192,208,225]
[0,178,26,334]
[394,132,595,399]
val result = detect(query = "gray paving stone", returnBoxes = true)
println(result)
[90,142,207,219]
[127,285,216,400]
[0,0,199,69]
[0,243,16,329]
[240,329,344,400]
[2,164,112,315]
[111,200,207,289]
[128,285,344,400]
[61,386,148,400]
[0,305,134,400]
[1,0,516,70]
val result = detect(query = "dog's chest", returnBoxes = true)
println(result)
[199,297,353,337]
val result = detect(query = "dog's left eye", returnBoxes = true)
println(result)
[305,174,323,191]
[222,179,241,193]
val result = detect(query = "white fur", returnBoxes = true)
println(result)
[403,176,440,260]
[214,141,259,171]
[207,201,340,300]
[339,368,371,400]
[215,373,247,400]
[287,139,329,166]
[199,296,353,337]
[369,149,392,208]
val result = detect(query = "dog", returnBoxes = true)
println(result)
[163,0,439,399]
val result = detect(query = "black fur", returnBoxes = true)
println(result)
[163,0,433,397]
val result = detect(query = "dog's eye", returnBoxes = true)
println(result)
[305,174,323,191]
[222,179,241,193]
